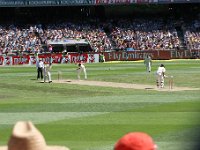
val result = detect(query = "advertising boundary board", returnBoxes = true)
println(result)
[104,50,200,61]
[0,50,199,66]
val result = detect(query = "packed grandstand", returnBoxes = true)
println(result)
[0,1,199,56]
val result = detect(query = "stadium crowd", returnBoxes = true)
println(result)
[0,17,199,55]
[183,19,200,50]
[110,18,180,51]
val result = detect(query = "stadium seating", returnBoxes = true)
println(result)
[0,17,199,55]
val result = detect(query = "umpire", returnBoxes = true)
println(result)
[36,58,44,80]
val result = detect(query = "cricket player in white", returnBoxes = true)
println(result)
[144,55,152,73]
[77,62,87,80]
[44,63,52,83]
[156,64,166,88]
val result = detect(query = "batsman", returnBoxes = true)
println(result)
[44,63,52,83]
[156,64,166,88]
[77,62,87,80]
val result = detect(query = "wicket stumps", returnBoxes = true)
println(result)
[58,71,62,81]
[169,76,174,90]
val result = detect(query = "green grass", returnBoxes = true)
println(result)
[0,59,200,150]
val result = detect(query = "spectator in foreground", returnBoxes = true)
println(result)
[114,132,157,150]
[0,121,70,150]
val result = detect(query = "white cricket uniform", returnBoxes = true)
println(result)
[156,66,166,88]
[77,64,87,80]
[144,57,152,72]
[44,64,52,82]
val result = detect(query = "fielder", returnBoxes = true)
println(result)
[77,62,87,80]
[44,63,52,83]
[156,64,166,88]
[144,55,152,73]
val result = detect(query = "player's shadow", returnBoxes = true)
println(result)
[145,87,154,90]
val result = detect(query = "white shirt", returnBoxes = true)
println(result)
[46,64,52,72]
[36,60,44,68]
[156,66,166,76]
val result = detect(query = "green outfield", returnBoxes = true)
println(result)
[0,59,200,150]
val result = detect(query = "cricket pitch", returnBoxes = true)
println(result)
[53,79,199,92]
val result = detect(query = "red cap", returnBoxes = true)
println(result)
[114,132,157,150]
